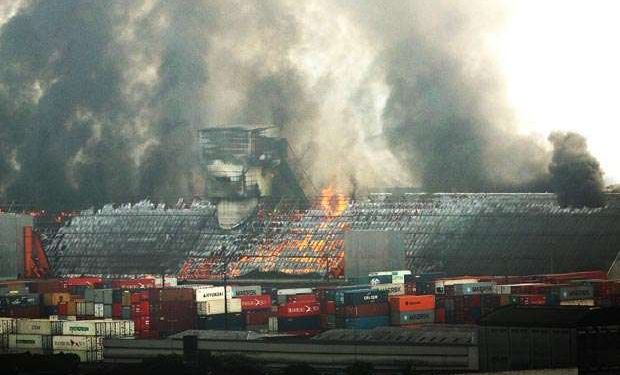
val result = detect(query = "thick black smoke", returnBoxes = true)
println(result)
[548,132,606,208]
[0,1,608,210]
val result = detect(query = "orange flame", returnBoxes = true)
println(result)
[320,186,347,217]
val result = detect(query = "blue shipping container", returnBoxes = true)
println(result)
[344,316,390,329]
[278,316,321,331]
[197,313,244,330]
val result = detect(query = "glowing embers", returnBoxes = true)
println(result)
[320,186,348,217]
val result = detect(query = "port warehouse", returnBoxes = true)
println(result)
[40,193,620,279]
[1,193,620,372]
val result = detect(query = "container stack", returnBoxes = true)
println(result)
[239,294,272,332]
[0,317,16,352]
[130,290,151,338]
[277,294,321,335]
[0,281,41,318]
[389,295,435,326]
[152,288,197,337]
[12,319,61,355]
[341,289,389,329]
[58,319,134,361]
[195,286,243,331]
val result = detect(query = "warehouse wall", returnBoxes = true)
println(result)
[344,231,406,279]
[0,214,33,280]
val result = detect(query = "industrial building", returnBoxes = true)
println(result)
[45,193,620,280]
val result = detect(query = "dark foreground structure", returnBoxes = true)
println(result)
[101,306,619,374]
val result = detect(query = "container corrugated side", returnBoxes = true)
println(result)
[53,335,103,351]
[8,334,52,350]
[0,318,16,334]
[231,285,262,297]
[390,310,435,325]
[62,320,134,337]
[16,319,63,335]
[194,286,233,302]
[197,299,242,315]
[371,283,405,296]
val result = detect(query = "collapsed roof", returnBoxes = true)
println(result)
[47,193,620,279]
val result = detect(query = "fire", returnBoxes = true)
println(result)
[320,186,348,217]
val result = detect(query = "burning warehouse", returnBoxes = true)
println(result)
[46,192,620,280]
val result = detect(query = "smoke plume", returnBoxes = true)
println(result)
[0,1,607,209]
[548,132,606,208]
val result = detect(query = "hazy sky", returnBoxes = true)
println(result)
[498,0,619,184]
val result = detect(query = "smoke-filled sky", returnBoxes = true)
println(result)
[0,0,617,209]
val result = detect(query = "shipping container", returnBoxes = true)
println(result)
[454,282,496,295]
[16,319,63,335]
[240,294,271,310]
[390,310,435,325]
[276,288,313,296]
[76,301,94,317]
[277,302,321,318]
[389,295,435,312]
[277,316,321,331]
[194,286,232,302]
[343,303,389,318]
[8,334,52,351]
[343,289,388,305]
[93,289,113,304]
[196,313,244,330]
[244,309,272,326]
[559,286,594,301]
[111,278,156,290]
[53,335,102,351]
[197,299,242,316]
[42,292,71,306]
[287,294,318,304]
[344,315,390,329]
[231,285,261,297]
[435,278,480,294]
[0,317,16,334]
[371,283,405,296]
[560,299,595,306]
[62,320,134,337]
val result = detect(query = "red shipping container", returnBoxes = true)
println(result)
[159,288,194,302]
[244,309,272,325]
[112,303,122,318]
[58,302,68,316]
[519,295,547,305]
[240,295,272,310]
[278,302,321,318]
[287,294,317,304]
[111,278,156,289]
[344,303,389,318]
[321,301,336,315]
[65,277,102,287]
[435,307,446,323]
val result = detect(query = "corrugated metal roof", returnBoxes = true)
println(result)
[49,194,620,278]
[312,326,478,345]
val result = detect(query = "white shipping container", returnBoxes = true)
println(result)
[195,286,233,302]
[9,334,52,350]
[368,270,411,276]
[53,335,103,351]
[560,299,595,306]
[77,301,95,317]
[153,276,178,288]
[231,285,262,297]
[371,283,405,296]
[454,282,496,295]
[0,317,16,334]
[276,288,312,296]
[0,333,8,350]
[435,278,480,294]
[16,319,64,335]
[197,299,242,316]
[94,303,104,318]
[53,350,102,363]
[62,320,134,338]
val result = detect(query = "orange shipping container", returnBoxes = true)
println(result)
[389,295,435,312]
[43,292,71,306]
[66,301,77,316]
